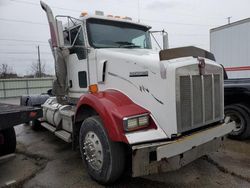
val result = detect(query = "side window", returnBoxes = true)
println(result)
[132,34,148,48]
[69,26,86,60]
[78,71,87,88]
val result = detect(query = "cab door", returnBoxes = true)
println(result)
[66,25,89,98]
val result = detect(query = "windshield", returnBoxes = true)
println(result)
[86,18,152,49]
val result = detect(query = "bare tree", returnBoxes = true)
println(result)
[30,61,46,77]
[0,64,16,79]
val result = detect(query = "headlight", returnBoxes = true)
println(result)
[123,114,150,131]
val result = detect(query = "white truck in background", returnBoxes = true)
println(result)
[31,1,235,184]
[210,18,250,79]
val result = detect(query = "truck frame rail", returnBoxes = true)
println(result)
[0,103,43,131]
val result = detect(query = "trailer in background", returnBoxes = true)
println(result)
[211,19,250,140]
[210,18,250,79]
[0,103,42,157]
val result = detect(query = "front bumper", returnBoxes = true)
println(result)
[131,119,235,177]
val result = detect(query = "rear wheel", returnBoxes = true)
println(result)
[79,116,125,184]
[23,121,30,126]
[0,127,16,156]
[225,104,250,140]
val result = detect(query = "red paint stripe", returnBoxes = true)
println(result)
[225,66,250,71]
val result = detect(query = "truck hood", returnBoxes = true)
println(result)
[96,48,161,69]
[97,48,159,58]
[95,47,223,142]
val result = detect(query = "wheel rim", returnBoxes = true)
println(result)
[226,111,245,133]
[83,131,103,171]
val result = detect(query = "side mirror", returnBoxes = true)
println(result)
[163,32,169,50]
[150,30,169,50]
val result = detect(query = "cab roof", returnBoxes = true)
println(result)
[63,13,151,30]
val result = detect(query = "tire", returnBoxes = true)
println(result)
[31,119,42,131]
[0,127,16,156]
[23,121,30,126]
[225,104,250,140]
[79,116,125,184]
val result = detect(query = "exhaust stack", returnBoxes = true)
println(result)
[40,1,60,47]
[40,1,68,101]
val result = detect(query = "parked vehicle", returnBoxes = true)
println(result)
[210,18,250,79]
[0,103,42,156]
[37,1,235,184]
[224,78,250,140]
[211,19,250,140]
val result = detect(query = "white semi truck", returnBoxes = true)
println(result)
[37,1,235,184]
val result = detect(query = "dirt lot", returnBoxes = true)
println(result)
[1,98,250,188]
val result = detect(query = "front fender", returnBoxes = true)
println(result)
[75,89,150,143]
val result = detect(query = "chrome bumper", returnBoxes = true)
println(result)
[131,120,235,177]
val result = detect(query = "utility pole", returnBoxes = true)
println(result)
[37,45,42,77]
[227,16,232,24]
[137,0,140,23]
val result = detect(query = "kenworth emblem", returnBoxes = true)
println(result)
[129,71,148,77]
[198,57,206,75]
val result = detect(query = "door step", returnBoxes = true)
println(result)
[41,122,56,132]
[55,130,72,143]
[40,122,72,143]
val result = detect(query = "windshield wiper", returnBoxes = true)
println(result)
[115,41,140,48]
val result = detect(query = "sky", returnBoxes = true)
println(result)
[0,0,250,75]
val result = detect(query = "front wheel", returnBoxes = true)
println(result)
[79,116,125,184]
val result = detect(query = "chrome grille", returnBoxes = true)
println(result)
[177,73,223,133]
[204,75,213,122]
[214,74,221,119]
[180,76,191,130]
[192,75,203,125]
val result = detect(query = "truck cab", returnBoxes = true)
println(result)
[39,1,235,184]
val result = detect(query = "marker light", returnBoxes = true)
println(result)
[123,16,132,21]
[95,10,104,16]
[80,12,88,17]
[89,84,98,94]
[123,114,150,131]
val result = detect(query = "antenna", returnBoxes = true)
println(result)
[137,0,140,23]
[227,16,232,24]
